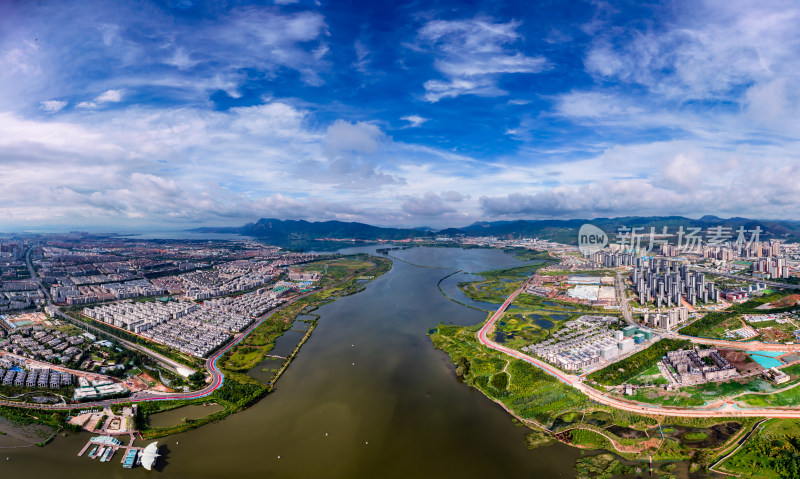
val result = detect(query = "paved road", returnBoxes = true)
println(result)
[615,272,635,326]
[476,278,800,419]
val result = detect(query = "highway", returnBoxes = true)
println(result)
[476,278,800,419]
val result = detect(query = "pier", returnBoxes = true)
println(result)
[76,433,146,468]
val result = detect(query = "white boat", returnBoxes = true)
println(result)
[140,442,159,471]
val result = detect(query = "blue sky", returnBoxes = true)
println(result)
[1,0,800,230]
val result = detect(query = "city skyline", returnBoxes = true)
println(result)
[2,0,800,230]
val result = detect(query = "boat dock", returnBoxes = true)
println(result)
[76,433,147,468]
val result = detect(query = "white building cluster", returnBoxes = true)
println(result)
[82,300,252,357]
[522,316,653,372]
[203,287,287,317]
[181,261,277,300]
[102,279,165,299]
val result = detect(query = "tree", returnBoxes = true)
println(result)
[455,356,470,379]
[692,449,714,470]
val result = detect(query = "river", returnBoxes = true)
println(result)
[0,246,582,478]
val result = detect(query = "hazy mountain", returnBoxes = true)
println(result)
[190,216,800,244]
[191,218,432,241]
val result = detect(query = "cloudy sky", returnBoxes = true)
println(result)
[1,0,799,230]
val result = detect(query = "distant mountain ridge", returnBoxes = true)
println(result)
[189,216,800,244]
[191,218,428,240]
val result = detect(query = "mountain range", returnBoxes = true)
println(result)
[190,216,800,245]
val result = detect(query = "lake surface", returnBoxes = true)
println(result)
[0,246,583,478]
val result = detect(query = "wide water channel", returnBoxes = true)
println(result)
[1,246,584,478]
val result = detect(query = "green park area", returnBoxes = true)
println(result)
[737,364,800,407]
[459,264,542,303]
[626,364,668,386]
[719,419,800,478]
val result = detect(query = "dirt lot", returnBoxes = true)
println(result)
[719,349,763,375]
[758,326,793,343]
[138,373,173,393]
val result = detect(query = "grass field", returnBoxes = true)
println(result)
[627,365,668,386]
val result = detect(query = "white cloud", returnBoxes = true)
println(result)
[554,91,643,119]
[418,17,547,102]
[353,39,370,73]
[165,48,199,70]
[324,120,383,156]
[75,89,125,110]
[40,100,67,113]
[583,2,800,102]
[95,89,124,103]
[400,115,428,127]
[402,191,458,217]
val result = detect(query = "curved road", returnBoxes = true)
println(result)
[477,278,800,419]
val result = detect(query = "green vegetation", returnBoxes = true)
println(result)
[503,248,553,261]
[573,453,636,479]
[218,320,290,377]
[0,405,64,446]
[740,383,800,407]
[525,428,555,449]
[430,323,588,425]
[0,405,65,430]
[588,339,690,386]
[568,428,616,450]
[679,312,736,337]
[624,372,798,408]
[683,431,708,442]
[720,419,800,478]
[627,364,668,386]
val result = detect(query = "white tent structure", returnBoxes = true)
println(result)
[141,442,159,471]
